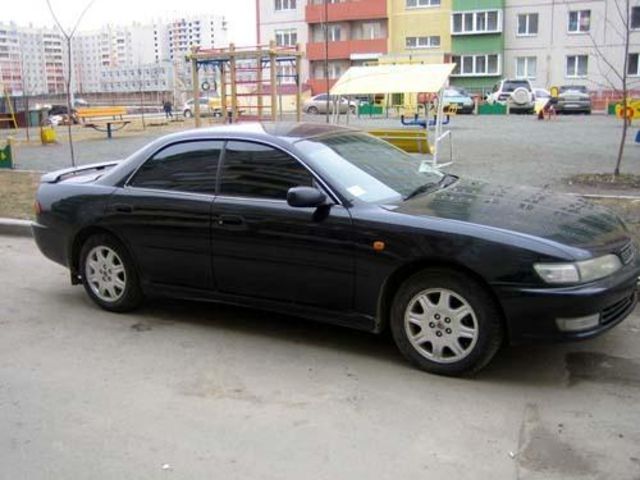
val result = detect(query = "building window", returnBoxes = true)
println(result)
[515,56,537,79]
[517,13,538,36]
[451,54,500,76]
[275,0,296,11]
[328,25,341,42]
[275,29,297,46]
[566,55,588,77]
[628,53,639,76]
[568,10,590,33]
[406,36,441,49]
[406,0,441,8]
[631,7,640,30]
[452,10,501,34]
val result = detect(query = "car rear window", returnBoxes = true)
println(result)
[130,141,222,194]
[503,80,531,92]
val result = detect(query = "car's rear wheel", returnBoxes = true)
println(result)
[79,233,143,312]
[307,106,319,115]
[390,269,504,376]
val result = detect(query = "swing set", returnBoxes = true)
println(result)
[186,42,304,126]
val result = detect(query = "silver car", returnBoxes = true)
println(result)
[304,94,357,115]
[556,85,592,114]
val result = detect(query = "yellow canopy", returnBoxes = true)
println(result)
[330,63,456,96]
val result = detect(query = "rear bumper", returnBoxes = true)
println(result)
[32,222,68,268]
[495,266,640,344]
[556,102,591,112]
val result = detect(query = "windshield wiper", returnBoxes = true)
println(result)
[404,174,458,201]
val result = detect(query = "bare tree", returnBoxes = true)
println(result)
[587,0,638,177]
[46,0,96,167]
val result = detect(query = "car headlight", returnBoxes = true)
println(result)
[534,254,623,284]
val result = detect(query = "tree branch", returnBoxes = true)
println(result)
[45,0,70,38]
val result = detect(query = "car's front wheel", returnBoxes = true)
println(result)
[79,233,143,312]
[390,269,504,376]
[183,109,193,118]
[307,106,319,115]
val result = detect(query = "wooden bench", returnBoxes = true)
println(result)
[77,107,130,139]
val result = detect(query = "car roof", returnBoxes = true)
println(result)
[148,122,359,146]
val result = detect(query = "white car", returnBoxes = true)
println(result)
[487,79,536,113]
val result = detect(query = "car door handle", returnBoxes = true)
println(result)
[112,203,133,213]
[217,215,244,226]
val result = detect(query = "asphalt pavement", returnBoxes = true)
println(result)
[1,235,639,479]
[10,114,640,196]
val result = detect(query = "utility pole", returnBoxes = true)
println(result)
[324,0,330,123]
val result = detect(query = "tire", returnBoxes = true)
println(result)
[349,105,356,114]
[79,233,143,312]
[511,87,532,107]
[390,269,504,376]
[307,106,319,115]
[183,109,193,118]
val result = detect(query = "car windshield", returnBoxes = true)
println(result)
[296,133,444,204]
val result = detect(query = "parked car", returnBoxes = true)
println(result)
[487,79,535,113]
[183,96,223,118]
[555,85,592,114]
[47,105,79,125]
[304,95,357,114]
[442,88,475,114]
[32,123,639,376]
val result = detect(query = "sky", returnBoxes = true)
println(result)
[3,0,257,45]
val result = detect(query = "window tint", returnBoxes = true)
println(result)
[220,141,312,200]
[130,141,222,194]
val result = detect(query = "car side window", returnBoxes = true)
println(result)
[220,141,313,200]
[130,140,223,194]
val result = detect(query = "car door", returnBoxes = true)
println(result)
[211,140,354,311]
[104,140,223,290]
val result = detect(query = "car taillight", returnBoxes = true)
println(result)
[34,200,43,215]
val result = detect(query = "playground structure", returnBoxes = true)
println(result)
[0,85,19,133]
[186,42,304,127]
[330,63,456,168]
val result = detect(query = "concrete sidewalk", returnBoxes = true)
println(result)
[1,235,639,480]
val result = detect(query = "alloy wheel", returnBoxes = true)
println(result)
[404,288,479,364]
[85,246,127,303]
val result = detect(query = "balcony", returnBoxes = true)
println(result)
[306,38,387,61]
[306,0,387,24]
[308,78,338,95]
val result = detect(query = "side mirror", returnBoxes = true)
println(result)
[287,186,327,208]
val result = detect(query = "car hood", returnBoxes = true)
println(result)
[392,179,628,255]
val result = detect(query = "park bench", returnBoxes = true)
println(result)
[77,107,130,139]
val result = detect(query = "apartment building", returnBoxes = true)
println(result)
[1,14,228,97]
[305,0,388,93]
[257,0,638,95]
[387,0,452,65]
[450,0,505,91]
[0,22,66,96]
[257,0,389,94]
[256,0,310,87]
[100,62,173,93]
[504,0,640,90]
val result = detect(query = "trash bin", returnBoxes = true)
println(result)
[40,126,56,144]
[0,141,13,169]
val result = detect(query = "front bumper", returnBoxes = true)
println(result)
[494,266,640,344]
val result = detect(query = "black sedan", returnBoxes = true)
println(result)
[32,123,639,376]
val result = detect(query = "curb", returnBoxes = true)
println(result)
[0,218,33,237]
